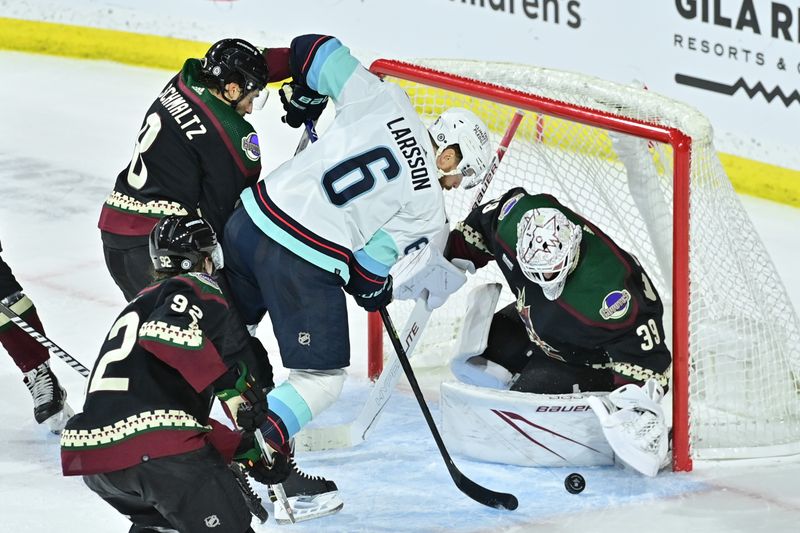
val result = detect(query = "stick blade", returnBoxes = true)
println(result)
[455,472,519,510]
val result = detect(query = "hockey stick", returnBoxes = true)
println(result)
[228,461,269,523]
[253,430,296,524]
[379,306,518,510]
[295,297,432,451]
[295,110,526,452]
[0,301,90,377]
[293,120,318,155]
[465,109,525,199]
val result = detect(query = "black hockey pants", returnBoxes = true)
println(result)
[83,445,255,533]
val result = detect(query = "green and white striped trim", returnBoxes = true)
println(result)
[60,409,209,449]
[456,221,490,254]
[105,191,188,217]
[139,320,203,348]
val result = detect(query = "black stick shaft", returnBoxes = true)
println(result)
[379,307,518,510]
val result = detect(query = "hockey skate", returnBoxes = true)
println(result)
[24,361,73,433]
[270,458,343,524]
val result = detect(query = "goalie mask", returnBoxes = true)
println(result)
[516,208,582,301]
[428,108,491,182]
[149,214,224,275]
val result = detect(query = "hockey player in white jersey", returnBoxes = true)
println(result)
[222,34,490,521]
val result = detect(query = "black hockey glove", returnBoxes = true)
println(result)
[279,82,328,128]
[353,275,393,313]
[215,362,269,432]
[235,432,292,486]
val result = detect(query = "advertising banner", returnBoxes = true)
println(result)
[3,0,798,171]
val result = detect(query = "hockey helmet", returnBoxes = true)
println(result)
[428,108,492,182]
[201,38,269,95]
[149,214,224,274]
[516,208,582,301]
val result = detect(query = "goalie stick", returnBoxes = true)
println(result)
[0,301,90,377]
[379,306,518,510]
[295,109,526,452]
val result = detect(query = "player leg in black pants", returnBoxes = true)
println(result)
[100,231,154,302]
[0,248,72,430]
[83,445,255,533]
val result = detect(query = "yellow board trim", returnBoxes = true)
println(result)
[2,17,799,207]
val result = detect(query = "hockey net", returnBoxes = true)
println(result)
[366,59,800,471]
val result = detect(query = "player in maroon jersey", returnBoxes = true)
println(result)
[98,38,293,301]
[0,239,72,432]
[61,215,289,532]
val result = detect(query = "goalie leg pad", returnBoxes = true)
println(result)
[450,283,509,388]
[587,378,668,477]
[441,380,613,467]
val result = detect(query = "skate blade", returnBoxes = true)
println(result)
[44,402,74,434]
[274,493,344,524]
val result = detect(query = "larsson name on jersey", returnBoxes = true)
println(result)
[158,85,207,140]
[386,117,430,191]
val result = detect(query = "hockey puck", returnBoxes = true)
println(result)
[564,473,586,494]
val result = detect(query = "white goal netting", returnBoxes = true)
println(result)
[371,59,800,466]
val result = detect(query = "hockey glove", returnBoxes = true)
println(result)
[215,362,269,432]
[279,82,328,128]
[353,275,393,313]
[235,432,292,486]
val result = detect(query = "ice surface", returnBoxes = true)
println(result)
[0,52,799,532]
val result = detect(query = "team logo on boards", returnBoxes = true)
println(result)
[672,2,799,108]
[498,193,523,221]
[599,290,631,320]
[241,133,261,161]
[675,74,799,107]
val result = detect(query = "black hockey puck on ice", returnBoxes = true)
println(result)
[564,473,586,494]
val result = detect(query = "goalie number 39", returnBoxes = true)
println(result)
[636,318,661,351]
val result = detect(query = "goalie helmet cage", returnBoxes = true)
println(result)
[365,58,800,472]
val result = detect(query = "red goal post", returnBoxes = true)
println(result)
[365,58,800,472]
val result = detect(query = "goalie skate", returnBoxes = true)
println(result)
[270,459,343,524]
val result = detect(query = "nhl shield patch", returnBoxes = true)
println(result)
[599,290,631,320]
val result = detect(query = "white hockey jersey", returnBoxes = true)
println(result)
[240,37,447,294]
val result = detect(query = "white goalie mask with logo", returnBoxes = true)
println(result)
[516,208,582,301]
[428,107,491,184]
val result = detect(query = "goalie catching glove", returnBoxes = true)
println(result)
[215,361,268,432]
[587,378,669,477]
[392,244,471,311]
[234,431,292,485]
[279,82,328,128]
